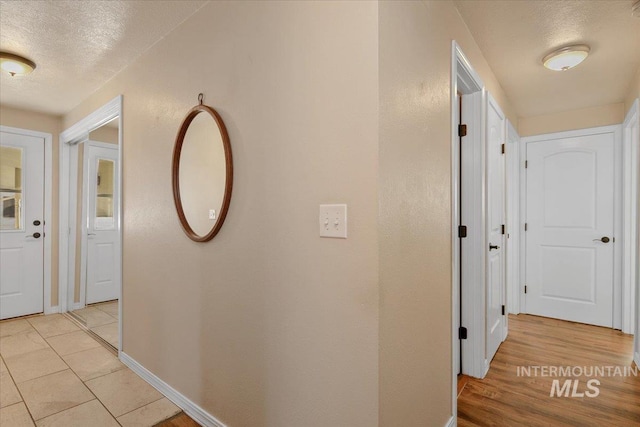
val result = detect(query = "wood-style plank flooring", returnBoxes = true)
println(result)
[458,314,640,426]
[155,412,201,426]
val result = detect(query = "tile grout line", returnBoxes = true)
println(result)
[2,321,54,426]
[115,395,168,420]
[4,314,160,426]
[37,315,145,426]
[22,315,122,425]
[0,353,31,421]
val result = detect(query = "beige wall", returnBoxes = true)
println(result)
[379,1,515,425]
[63,2,379,426]
[518,103,625,137]
[625,66,640,116]
[0,106,61,307]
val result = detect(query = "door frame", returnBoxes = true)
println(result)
[59,95,123,354]
[520,125,623,328]
[0,125,54,315]
[451,42,487,416]
[623,99,639,335]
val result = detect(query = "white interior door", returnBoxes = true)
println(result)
[85,143,119,304]
[0,131,45,319]
[486,96,506,363]
[525,132,615,327]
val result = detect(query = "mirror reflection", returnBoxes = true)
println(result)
[68,116,120,349]
[179,112,227,237]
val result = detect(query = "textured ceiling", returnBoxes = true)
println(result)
[2,1,638,119]
[0,0,206,115]
[454,0,640,118]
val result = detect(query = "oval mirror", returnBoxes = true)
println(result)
[172,100,233,242]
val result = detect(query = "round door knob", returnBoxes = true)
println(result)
[593,236,610,243]
[32,232,41,239]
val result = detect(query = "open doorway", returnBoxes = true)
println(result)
[451,42,489,421]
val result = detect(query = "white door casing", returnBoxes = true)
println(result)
[486,94,506,364]
[525,130,618,327]
[452,42,487,401]
[0,131,44,319]
[623,100,639,335]
[85,143,120,304]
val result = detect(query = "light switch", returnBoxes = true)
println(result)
[319,204,347,238]
[209,209,216,220]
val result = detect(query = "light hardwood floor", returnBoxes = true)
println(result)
[458,314,640,426]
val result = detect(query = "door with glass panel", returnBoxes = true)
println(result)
[85,143,119,304]
[0,131,45,319]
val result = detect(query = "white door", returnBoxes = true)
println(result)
[85,144,119,304]
[525,132,615,327]
[486,96,506,363]
[0,131,45,319]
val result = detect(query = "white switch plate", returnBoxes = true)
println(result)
[319,204,347,238]
[209,209,216,220]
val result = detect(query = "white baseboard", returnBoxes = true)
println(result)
[445,415,457,426]
[120,352,226,427]
[44,305,59,315]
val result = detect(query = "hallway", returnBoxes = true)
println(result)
[458,314,640,426]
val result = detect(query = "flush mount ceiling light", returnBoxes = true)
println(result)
[542,45,590,71]
[0,52,36,76]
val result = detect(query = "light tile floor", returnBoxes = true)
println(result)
[70,301,119,348]
[0,314,181,426]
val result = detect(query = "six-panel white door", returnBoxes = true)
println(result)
[486,96,506,364]
[525,132,615,327]
[85,144,120,304]
[0,131,45,320]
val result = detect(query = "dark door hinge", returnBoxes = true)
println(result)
[458,124,467,137]
[525,160,528,168]
[524,223,528,231]
[502,305,505,316]
[458,225,468,238]
[501,224,505,235]
[459,327,468,340]
[524,285,528,294]
[501,143,505,154]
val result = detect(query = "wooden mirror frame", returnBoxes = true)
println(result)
[172,103,233,242]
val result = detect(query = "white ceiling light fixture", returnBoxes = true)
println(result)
[0,52,36,76]
[542,45,591,71]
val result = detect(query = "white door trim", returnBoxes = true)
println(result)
[451,40,487,405]
[623,100,639,334]
[521,124,623,329]
[0,125,54,315]
[59,95,123,355]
